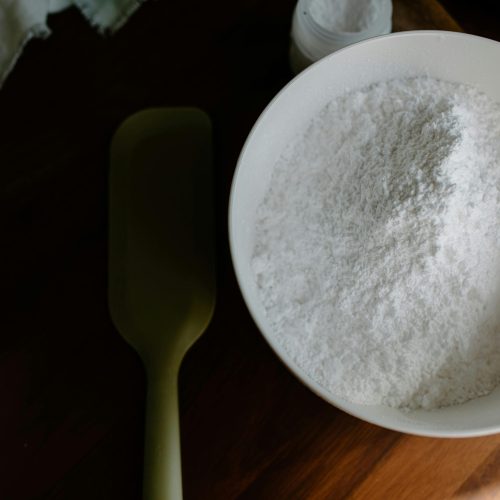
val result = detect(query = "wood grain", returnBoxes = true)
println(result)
[351,436,500,499]
[1,0,498,499]
[393,0,462,33]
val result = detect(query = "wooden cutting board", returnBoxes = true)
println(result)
[393,0,462,33]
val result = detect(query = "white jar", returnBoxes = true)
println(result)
[290,0,392,73]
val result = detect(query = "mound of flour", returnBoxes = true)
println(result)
[252,76,500,410]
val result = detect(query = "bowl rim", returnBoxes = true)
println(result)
[228,30,500,438]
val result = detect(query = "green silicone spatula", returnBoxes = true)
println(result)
[108,108,215,500]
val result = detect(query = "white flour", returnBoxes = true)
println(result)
[252,76,500,410]
[309,0,379,32]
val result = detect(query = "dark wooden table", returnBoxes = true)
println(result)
[1,1,499,499]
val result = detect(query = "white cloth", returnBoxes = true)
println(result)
[72,0,144,32]
[0,0,144,86]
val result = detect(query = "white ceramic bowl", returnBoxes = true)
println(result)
[229,31,500,437]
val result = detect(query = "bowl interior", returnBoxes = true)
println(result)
[229,31,500,437]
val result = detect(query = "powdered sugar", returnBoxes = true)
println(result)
[309,0,380,32]
[252,76,500,410]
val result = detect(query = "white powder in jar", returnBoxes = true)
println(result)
[309,0,380,32]
[252,76,500,410]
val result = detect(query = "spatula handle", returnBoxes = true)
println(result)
[143,368,182,500]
